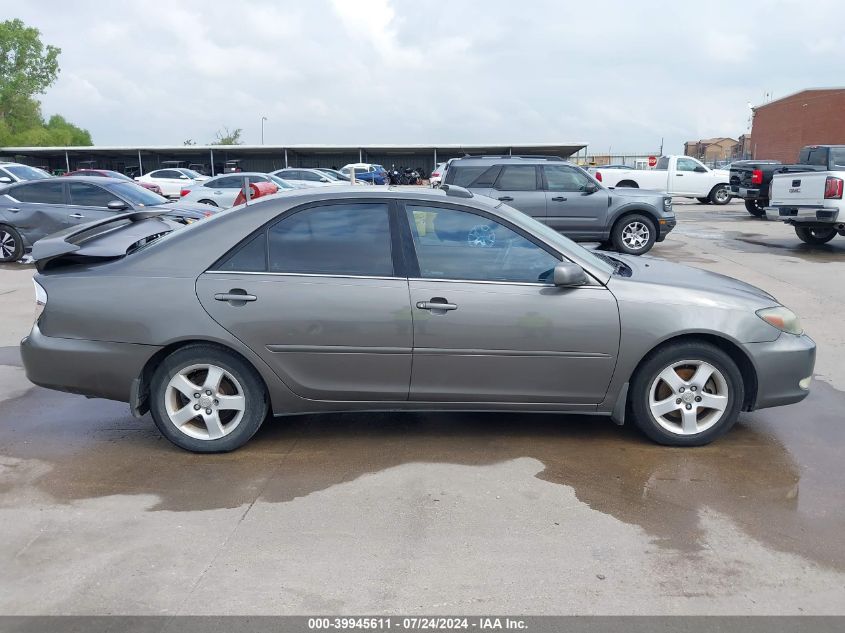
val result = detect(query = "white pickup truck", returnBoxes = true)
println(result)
[590,156,731,205]
[765,144,845,244]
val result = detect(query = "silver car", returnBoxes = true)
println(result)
[180,172,298,208]
[21,186,814,452]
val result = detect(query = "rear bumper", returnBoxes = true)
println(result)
[730,185,762,199]
[743,333,816,410]
[20,323,160,403]
[765,206,840,223]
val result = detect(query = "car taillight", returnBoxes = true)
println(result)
[33,279,47,323]
[595,171,602,182]
[751,169,763,185]
[180,189,190,197]
[824,176,843,199]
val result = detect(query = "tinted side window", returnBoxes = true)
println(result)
[10,181,65,204]
[445,165,487,187]
[69,182,116,207]
[405,205,559,283]
[152,170,180,179]
[210,176,242,188]
[495,166,537,191]
[215,232,267,272]
[268,203,393,276]
[247,175,269,185]
[544,165,592,192]
[299,171,322,181]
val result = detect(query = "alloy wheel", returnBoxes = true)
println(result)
[621,221,650,251]
[0,231,17,260]
[648,360,729,435]
[714,187,730,203]
[164,363,246,440]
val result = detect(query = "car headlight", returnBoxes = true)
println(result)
[33,279,47,323]
[663,197,672,211]
[756,306,803,335]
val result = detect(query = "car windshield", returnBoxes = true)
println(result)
[111,181,169,206]
[497,202,615,277]
[268,174,295,189]
[325,170,350,181]
[6,165,51,180]
[316,171,341,181]
[103,170,132,181]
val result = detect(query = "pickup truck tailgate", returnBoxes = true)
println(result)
[770,172,832,206]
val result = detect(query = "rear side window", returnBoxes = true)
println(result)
[830,149,845,169]
[10,181,64,204]
[69,182,116,207]
[445,166,487,187]
[495,166,537,191]
[215,232,267,272]
[268,203,393,276]
[802,148,828,166]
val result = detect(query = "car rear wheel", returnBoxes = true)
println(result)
[149,345,268,452]
[0,225,24,263]
[795,226,837,245]
[696,197,711,204]
[709,185,731,205]
[744,199,767,216]
[198,199,218,207]
[611,214,656,255]
[629,342,743,446]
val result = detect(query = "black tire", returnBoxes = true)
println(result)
[198,199,219,207]
[696,197,711,204]
[610,213,657,255]
[744,199,767,217]
[149,344,268,453]
[629,341,744,446]
[615,180,638,188]
[709,184,731,205]
[795,226,837,245]
[0,225,24,263]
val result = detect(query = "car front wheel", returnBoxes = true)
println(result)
[629,342,743,446]
[611,214,656,255]
[149,345,268,452]
[709,185,731,205]
[0,225,24,263]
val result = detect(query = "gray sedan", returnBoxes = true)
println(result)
[21,186,814,452]
[179,172,298,208]
[0,176,218,262]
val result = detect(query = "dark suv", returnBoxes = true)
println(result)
[443,156,675,254]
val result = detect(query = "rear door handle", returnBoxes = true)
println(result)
[497,196,513,201]
[416,300,458,311]
[675,174,684,177]
[214,291,257,303]
[69,213,85,219]
[551,196,567,202]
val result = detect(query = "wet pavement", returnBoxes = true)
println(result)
[1,201,844,615]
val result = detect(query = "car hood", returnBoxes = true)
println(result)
[609,253,777,304]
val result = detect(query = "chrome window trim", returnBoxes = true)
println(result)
[205,270,404,281]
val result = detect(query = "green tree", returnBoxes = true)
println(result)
[0,19,91,147]
[213,127,242,145]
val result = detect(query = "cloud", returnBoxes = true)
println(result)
[4,0,845,153]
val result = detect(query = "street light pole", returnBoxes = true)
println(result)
[261,116,268,145]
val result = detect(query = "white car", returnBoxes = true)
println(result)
[270,168,346,187]
[429,162,447,187]
[135,168,208,198]
[179,172,298,208]
[0,162,52,184]
[590,156,731,205]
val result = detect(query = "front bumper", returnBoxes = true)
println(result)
[656,216,676,241]
[743,333,816,410]
[20,323,160,403]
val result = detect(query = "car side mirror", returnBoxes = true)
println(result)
[0,176,11,184]
[320,177,330,182]
[107,200,128,211]
[584,182,599,194]
[695,166,707,173]
[553,262,587,287]
[180,175,189,179]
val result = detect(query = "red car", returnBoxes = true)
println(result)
[63,169,164,196]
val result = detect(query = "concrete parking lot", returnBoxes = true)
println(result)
[1,200,844,615]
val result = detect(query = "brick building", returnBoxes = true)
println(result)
[683,137,740,163]
[750,88,845,162]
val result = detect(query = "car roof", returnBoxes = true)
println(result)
[448,156,574,167]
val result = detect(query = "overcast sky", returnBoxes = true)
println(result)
[6,0,844,153]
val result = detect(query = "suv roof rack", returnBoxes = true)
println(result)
[440,184,473,198]
[457,154,565,161]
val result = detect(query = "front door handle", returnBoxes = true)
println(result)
[497,196,513,201]
[675,174,684,177]
[551,196,567,202]
[214,191,223,195]
[7,207,20,212]
[69,213,85,219]
[416,299,458,311]
[214,290,257,303]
